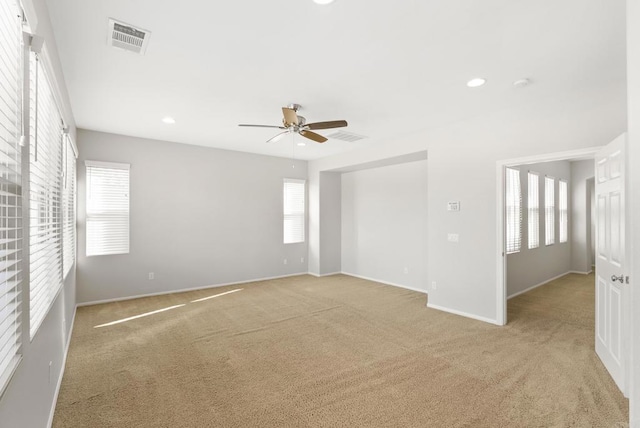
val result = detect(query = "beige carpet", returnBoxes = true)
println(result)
[54,273,628,427]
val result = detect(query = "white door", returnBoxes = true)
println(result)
[595,134,627,394]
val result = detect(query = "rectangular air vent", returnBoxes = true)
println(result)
[327,131,366,142]
[108,19,151,55]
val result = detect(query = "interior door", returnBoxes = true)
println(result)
[595,134,627,395]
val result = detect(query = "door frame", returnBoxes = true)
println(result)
[495,146,602,325]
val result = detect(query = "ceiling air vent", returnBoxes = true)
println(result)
[108,19,151,55]
[327,131,366,142]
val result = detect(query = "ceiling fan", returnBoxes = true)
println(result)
[239,104,348,143]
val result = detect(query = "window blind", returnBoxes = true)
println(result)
[505,168,521,254]
[29,52,63,339]
[283,178,305,244]
[559,180,568,243]
[0,0,24,392]
[85,161,130,256]
[545,176,555,246]
[62,135,76,276]
[527,172,539,249]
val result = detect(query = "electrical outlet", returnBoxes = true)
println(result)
[447,233,459,243]
[403,267,409,274]
[148,272,154,280]
[49,361,52,385]
[432,281,437,290]
[283,259,288,265]
[301,257,305,263]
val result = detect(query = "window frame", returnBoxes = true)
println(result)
[505,167,522,254]
[545,176,555,246]
[527,171,540,249]
[283,178,305,244]
[85,160,131,257]
[559,179,568,244]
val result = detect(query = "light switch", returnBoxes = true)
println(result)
[448,233,459,243]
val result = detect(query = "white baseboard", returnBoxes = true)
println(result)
[77,272,309,307]
[341,272,428,295]
[507,271,573,300]
[568,270,593,275]
[426,303,500,325]
[47,305,77,428]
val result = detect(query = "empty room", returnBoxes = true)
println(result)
[1,0,640,427]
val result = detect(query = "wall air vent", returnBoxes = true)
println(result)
[108,19,151,55]
[326,131,366,142]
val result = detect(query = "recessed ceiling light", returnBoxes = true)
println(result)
[513,78,531,88]
[313,0,335,4]
[297,142,306,147]
[466,78,486,88]
[162,117,176,124]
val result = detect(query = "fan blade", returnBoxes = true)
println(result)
[300,130,327,143]
[305,120,348,130]
[266,131,289,143]
[239,124,286,129]
[282,107,299,126]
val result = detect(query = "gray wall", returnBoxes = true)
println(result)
[0,0,78,427]
[341,160,428,292]
[506,161,572,297]
[570,160,595,273]
[76,130,308,304]
[318,172,342,275]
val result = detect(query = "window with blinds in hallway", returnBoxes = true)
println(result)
[528,172,540,249]
[505,167,521,254]
[85,161,130,256]
[283,178,305,244]
[559,180,568,243]
[545,176,555,246]
[29,52,64,339]
[0,0,24,393]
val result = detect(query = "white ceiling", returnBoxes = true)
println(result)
[45,0,626,160]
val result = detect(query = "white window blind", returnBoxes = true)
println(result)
[86,161,130,256]
[29,52,64,339]
[505,168,521,254]
[559,180,568,243]
[0,0,24,392]
[62,135,76,276]
[283,178,305,244]
[545,176,555,246]
[527,172,539,249]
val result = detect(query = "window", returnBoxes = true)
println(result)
[86,161,130,256]
[283,179,305,244]
[0,0,24,392]
[545,176,555,245]
[505,168,521,254]
[29,52,64,339]
[559,180,568,243]
[527,172,539,249]
[62,135,76,276]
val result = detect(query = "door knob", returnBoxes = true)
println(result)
[611,274,624,283]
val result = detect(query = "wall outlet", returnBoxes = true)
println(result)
[403,267,409,274]
[432,281,437,290]
[447,233,459,243]
[48,361,52,385]
[283,258,288,265]
[300,257,305,263]
[148,272,154,280]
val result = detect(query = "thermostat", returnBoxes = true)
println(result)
[447,201,460,211]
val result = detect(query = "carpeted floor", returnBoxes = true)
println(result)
[53,273,628,427]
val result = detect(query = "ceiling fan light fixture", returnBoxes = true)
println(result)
[297,142,306,147]
[466,78,486,88]
[162,116,176,124]
[313,0,335,4]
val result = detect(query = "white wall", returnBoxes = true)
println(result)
[76,130,308,304]
[570,160,595,273]
[626,0,640,425]
[309,77,625,324]
[506,161,572,297]
[0,1,78,427]
[341,160,428,292]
